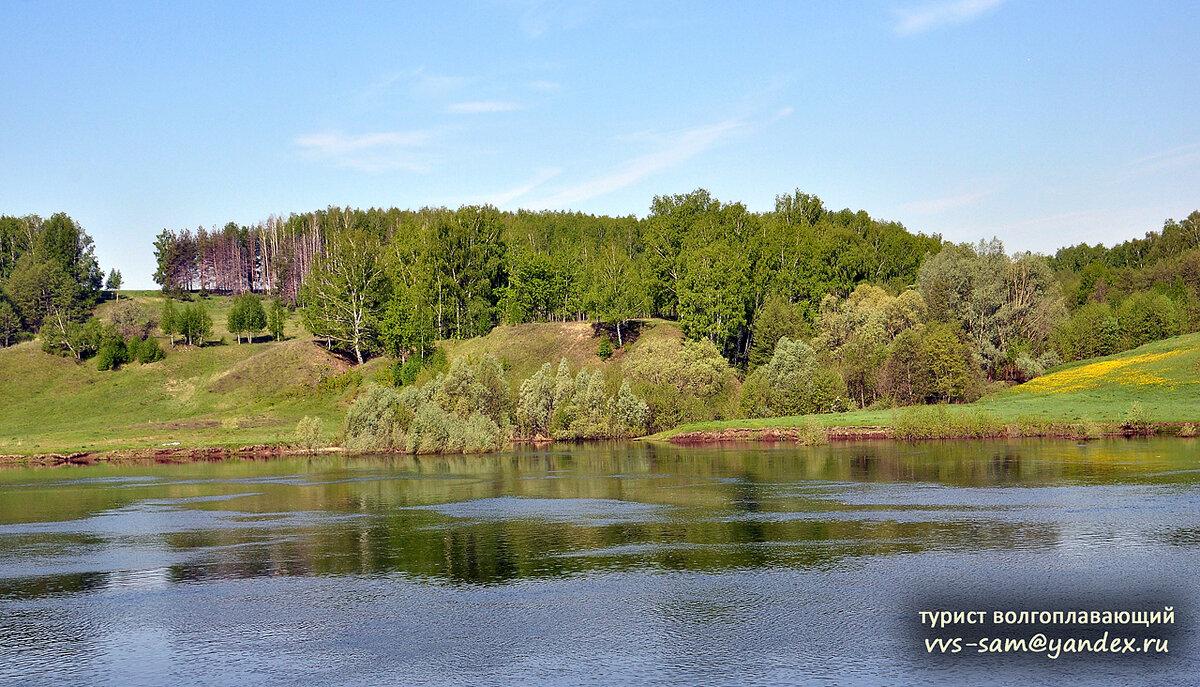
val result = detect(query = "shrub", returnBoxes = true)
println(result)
[296,416,324,450]
[461,412,504,453]
[405,403,505,454]
[109,300,151,339]
[1179,423,1197,438]
[796,416,828,446]
[345,385,404,451]
[1121,402,1154,436]
[136,337,165,363]
[318,369,362,393]
[1069,418,1103,440]
[624,338,738,429]
[96,337,127,371]
[597,337,613,360]
[125,336,143,362]
[739,337,847,418]
[517,362,556,436]
[612,381,650,437]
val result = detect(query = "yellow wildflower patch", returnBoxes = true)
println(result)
[1019,348,1199,394]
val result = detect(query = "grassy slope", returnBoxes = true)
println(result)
[0,302,687,455]
[0,292,358,454]
[648,332,1200,439]
[439,318,685,386]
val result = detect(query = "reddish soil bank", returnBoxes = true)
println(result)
[666,423,1188,445]
[0,445,343,468]
[668,426,890,445]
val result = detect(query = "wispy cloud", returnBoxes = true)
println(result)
[525,119,745,208]
[492,0,597,38]
[529,80,561,92]
[1128,142,1200,173]
[295,130,436,172]
[893,0,1007,36]
[362,67,469,102]
[901,187,998,214]
[447,100,521,114]
[487,167,563,206]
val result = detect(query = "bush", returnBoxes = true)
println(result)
[109,300,151,339]
[406,403,505,454]
[624,337,738,430]
[96,337,127,371]
[796,416,828,446]
[739,337,848,418]
[125,336,143,362]
[597,337,613,360]
[1070,418,1103,440]
[1052,302,1122,361]
[345,385,404,451]
[295,416,324,450]
[1122,402,1154,436]
[136,337,165,363]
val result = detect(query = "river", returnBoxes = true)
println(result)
[0,439,1196,685]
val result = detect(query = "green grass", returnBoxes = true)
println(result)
[648,332,1200,440]
[0,292,357,455]
[0,307,688,456]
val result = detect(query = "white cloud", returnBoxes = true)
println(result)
[525,119,744,209]
[295,130,436,172]
[447,101,521,114]
[529,80,561,92]
[893,0,1007,36]
[487,168,563,206]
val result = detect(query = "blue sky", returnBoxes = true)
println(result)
[2,1,1198,288]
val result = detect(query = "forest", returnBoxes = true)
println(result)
[2,192,1198,449]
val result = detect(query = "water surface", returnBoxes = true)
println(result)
[0,439,1197,685]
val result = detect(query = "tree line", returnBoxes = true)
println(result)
[151,190,944,366]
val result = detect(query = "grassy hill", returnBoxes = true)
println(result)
[650,332,1200,439]
[0,300,691,455]
[0,292,361,455]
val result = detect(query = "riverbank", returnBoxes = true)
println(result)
[664,422,1196,445]
[3,311,1197,461]
[650,333,1200,443]
[0,445,349,468]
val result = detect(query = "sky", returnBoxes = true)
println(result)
[2,1,1198,289]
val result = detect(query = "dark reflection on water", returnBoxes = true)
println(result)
[0,438,1197,685]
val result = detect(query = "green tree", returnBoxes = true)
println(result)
[379,290,435,362]
[160,298,179,345]
[267,299,288,340]
[5,255,78,331]
[228,293,266,343]
[739,337,847,417]
[1118,292,1178,348]
[0,299,19,346]
[300,229,387,364]
[178,302,212,346]
[105,269,122,299]
[747,294,807,371]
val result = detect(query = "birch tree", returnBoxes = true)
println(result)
[299,229,386,364]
